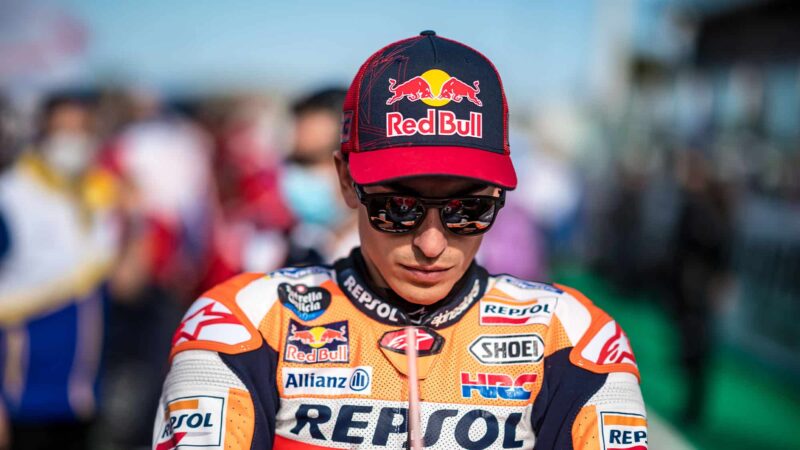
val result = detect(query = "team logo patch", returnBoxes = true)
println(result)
[387,69,482,107]
[282,367,372,396]
[379,327,444,356]
[281,399,535,449]
[498,276,563,294]
[269,266,331,279]
[284,319,349,364]
[172,297,251,347]
[479,297,557,326]
[154,395,224,449]
[581,321,637,367]
[278,283,331,321]
[385,69,483,139]
[469,334,544,365]
[600,412,648,450]
[460,372,537,401]
[341,110,353,143]
[341,274,403,323]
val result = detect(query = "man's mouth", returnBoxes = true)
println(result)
[399,264,452,283]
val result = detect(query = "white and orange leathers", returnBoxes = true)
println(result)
[153,249,647,450]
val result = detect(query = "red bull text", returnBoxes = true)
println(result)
[386,109,482,138]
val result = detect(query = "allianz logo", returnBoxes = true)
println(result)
[283,367,373,395]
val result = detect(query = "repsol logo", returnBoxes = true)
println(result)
[479,298,556,326]
[342,275,401,323]
[160,413,214,439]
[155,396,224,448]
[288,403,531,449]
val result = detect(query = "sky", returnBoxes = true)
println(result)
[4,1,623,111]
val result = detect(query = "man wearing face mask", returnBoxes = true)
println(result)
[155,32,646,449]
[279,88,359,265]
[0,93,118,449]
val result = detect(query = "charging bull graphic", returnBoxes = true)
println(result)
[386,70,482,107]
[387,76,434,104]
[439,77,481,106]
[284,320,350,364]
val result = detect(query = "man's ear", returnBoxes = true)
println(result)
[334,152,359,209]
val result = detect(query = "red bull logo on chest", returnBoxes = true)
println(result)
[284,319,349,364]
[385,69,483,139]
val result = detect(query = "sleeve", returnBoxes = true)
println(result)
[531,285,648,450]
[0,210,9,265]
[153,274,280,450]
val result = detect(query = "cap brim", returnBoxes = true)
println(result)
[348,146,517,190]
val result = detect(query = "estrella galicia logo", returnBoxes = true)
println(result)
[278,283,331,321]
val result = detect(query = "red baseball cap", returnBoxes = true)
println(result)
[340,30,517,190]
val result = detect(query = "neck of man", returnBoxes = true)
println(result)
[350,247,473,323]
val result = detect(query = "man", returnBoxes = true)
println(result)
[0,92,117,449]
[154,31,647,450]
[280,87,359,265]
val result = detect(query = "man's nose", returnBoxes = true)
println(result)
[412,209,447,259]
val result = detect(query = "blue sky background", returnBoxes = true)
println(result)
[53,0,601,110]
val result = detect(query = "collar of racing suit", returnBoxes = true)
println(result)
[333,247,489,328]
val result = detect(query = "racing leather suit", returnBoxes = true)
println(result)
[154,248,647,449]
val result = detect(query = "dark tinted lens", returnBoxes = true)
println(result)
[442,197,498,235]
[366,195,425,233]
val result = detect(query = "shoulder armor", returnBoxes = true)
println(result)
[170,273,264,359]
[555,284,640,380]
[481,275,561,326]
[170,266,337,359]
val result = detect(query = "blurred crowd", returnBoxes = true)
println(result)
[0,84,556,449]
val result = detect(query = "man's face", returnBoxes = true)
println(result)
[335,156,499,305]
[292,110,340,166]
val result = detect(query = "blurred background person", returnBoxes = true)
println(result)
[670,149,733,425]
[0,92,118,449]
[198,94,293,289]
[279,87,358,265]
[96,89,217,450]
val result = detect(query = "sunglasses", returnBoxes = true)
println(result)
[354,184,505,236]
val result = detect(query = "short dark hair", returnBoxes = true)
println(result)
[291,87,347,117]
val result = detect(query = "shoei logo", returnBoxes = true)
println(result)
[387,69,482,107]
[154,395,224,449]
[600,412,648,450]
[469,334,544,365]
[283,367,372,396]
[460,372,537,401]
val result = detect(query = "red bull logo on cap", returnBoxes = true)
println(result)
[284,320,349,364]
[385,69,483,139]
[387,69,482,107]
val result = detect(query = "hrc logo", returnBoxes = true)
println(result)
[460,372,537,401]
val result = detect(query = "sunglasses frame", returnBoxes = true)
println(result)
[353,183,506,236]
